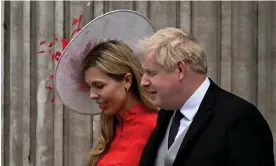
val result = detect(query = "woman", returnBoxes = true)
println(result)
[54,10,158,166]
[84,40,158,166]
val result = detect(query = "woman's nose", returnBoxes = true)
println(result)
[89,91,99,99]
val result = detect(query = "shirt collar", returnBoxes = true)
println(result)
[179,77,210,121]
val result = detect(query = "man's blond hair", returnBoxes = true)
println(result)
[136,27,207,74]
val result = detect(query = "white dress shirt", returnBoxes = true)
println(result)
[175,77,210,140]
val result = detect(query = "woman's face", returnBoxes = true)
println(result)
[84,66,130,115]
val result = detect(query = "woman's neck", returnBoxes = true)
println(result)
[119,93,139,117]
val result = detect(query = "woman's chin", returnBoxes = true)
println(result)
[102,108,114,115]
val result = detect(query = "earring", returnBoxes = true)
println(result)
[124,85,129,92]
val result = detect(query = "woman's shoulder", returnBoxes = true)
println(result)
[138,106,158,129]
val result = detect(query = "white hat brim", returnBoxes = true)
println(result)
[54,10,155,115]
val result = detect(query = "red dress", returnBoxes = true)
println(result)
[97,103,157,166]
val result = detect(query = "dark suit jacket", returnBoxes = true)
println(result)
[139,79,275,166]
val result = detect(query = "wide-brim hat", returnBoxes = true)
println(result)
[54,10,155,115]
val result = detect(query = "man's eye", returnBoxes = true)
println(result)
[146,71,156,76]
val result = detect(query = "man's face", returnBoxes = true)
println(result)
[141,53,181,110]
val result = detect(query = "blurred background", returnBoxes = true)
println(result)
[2,1,276,166]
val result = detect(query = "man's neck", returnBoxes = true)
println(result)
[179,74,207,107]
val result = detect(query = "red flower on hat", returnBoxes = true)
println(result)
[62,38,69,50]
[49,74,54,80]
[51,97,55,103]
[47,86,53,91]
[37,2,91,103]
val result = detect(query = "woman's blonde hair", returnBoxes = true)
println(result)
[83,40,157,166]
[136,27,208,74]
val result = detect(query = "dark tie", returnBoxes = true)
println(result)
[168,110,183,149]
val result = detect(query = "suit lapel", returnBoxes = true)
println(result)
[145,110,174,164]
[175,79,218,160]
[152,109,174,147]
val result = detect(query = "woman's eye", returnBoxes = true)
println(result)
[95,84,104,89]
[91,82,105,89]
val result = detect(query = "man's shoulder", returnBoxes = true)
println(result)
[213,86,265,123]
[209,79,256,110]
[215,87,257,111]
[217,87,253,106]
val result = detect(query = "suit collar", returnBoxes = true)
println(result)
[179,77,211,121]
[175,78,219,162]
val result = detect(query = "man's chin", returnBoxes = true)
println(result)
[150,99,161,107]
[150,99,172,110]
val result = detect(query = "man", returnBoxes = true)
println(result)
[136,27,275,166]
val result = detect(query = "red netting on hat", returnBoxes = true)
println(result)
[36,2,91,103]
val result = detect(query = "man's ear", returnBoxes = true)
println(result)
[176,61,187,80]
[124,73,133,91]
